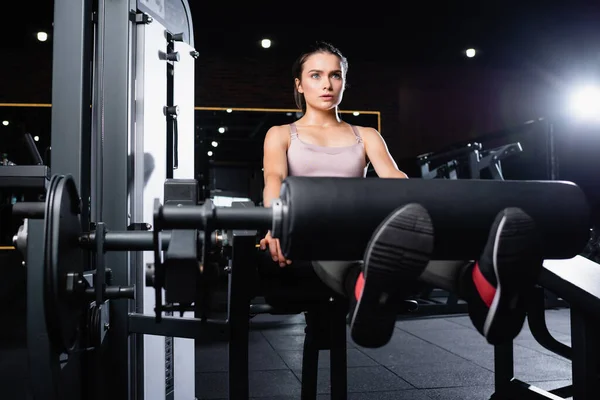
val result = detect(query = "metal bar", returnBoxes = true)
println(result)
[571,307,599,400]
[50,0,92,233]
[467,150,481,179]
[165,37,176,178]
[418,142,481,165]
[12,202,45,218]
[329,302,348,400]
[547,121,559,180]
[493,342,514,395]
[160,204,272,230]
[504,379,566,400]
[81,231,173,250]
[131,17,146,400]
[227,231,255,399]
[90,0,104,224]
[23,133,44,165]
[128,313,225,339]
[99,0,134,397]
[527,286,572,360]
[85,286,135,300]
[301,312,319,399]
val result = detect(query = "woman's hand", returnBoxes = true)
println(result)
[259,231,292,267]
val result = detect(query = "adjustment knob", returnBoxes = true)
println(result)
[166,52,180,62]
[163,105,179,116]
[169,32,184,42]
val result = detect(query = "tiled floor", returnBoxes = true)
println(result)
[195,308,574,399]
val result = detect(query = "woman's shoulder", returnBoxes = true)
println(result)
[266,123,292,137]
[350,124,380,139]
[264,124,293,146]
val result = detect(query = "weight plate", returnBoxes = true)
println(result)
[43,174,86,353]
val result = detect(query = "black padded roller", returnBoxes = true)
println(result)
[277,177,591,261]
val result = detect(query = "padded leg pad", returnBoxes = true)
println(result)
[277,177,591,261]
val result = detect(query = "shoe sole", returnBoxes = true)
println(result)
[351,203,434,348]
[483,208,541,343]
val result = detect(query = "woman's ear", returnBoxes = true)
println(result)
[295,78,303,94]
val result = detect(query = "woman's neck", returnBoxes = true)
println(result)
[298,108,342,127]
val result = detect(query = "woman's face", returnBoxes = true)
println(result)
[296,52,346,111]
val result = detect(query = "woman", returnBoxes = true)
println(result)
[260,41,543,348]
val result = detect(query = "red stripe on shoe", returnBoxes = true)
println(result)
[355,272,365,301]
[472,262,496,308]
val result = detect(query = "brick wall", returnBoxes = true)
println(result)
[1,49,557,161]
[194,54,557,159]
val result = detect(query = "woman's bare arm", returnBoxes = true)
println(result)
[262,126,289,206]
[261,125,291,266]
[361,127,409,179]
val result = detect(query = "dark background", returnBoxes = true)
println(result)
[1,1,600,218]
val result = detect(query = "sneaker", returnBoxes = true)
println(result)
[468,207,543,345]
[350,203,434,348]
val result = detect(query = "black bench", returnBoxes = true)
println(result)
[492,255,600,400]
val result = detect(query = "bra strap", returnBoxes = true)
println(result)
[289,123,298,139]
[350,125,363,143]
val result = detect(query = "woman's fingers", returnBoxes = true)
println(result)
[276,240,287,267]
[268,238,279,261]
[261,235,291,267]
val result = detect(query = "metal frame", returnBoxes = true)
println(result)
[50,0,131,395]
[227,231,255,399]
[48,1,93,397]
[96,1,135,397]
[226,227,350,399]
[49,0,197,399]
[492,285,600,399]
[50,0,93,228]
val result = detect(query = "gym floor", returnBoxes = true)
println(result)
[194,308,573,400]
[0,293,572,400]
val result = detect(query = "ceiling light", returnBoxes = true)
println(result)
[34,136,40,141]
[465,48,476,58]
[218,127,225,134]
[37,32,48,42]
[353,112,360,116]
[261,39,272,49]
[211,141,218,147]
[226,109,232,113]
[207,151,213,156]
[568,85,600,122]
[2,121,8,126]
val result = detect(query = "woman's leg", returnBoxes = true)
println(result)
[312,260,362,298]
[457,207,543,344]
[418,260,473,296]
[349,204,543,349]
[350,204,435,348]
[396,207,544,346]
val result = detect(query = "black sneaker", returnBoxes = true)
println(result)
[350,203,434,348]
[468,207,543,345]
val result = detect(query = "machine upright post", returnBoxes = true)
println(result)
[50,0,93,232]
[97,0,136,398]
